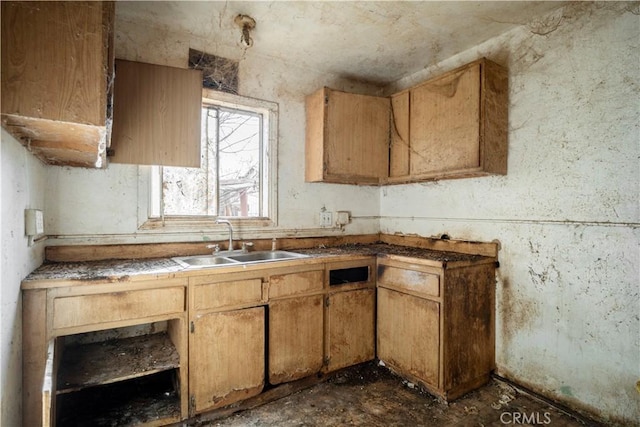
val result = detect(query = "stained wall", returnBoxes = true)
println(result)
[381,3,639,424]
[30,1,640,425]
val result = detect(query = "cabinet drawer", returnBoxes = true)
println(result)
[53,287,185,330]
[193,279,263,311]
[377,265,440,298]
[269,270,324,299]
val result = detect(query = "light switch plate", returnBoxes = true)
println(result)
[25,209,44,236]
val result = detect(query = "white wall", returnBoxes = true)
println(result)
[0,130,47,427]
[45,17,382,245]
[381,3,639,425]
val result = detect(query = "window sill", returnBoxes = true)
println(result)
[139,217,275,232]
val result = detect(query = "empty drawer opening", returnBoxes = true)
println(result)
[329,266,369,286]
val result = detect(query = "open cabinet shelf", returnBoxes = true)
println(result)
[57,332,180,394]
[56,370,181,427]
[55,331,182,426]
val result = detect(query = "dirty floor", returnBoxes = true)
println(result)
[196,363,597,427]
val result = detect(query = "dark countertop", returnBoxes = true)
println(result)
[23,243,494,284]
[24,258,184,282]
[297,243,493,263]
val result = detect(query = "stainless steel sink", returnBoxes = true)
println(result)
[226,251,309,263]
[174,255,239,267]
[173,250,308,270]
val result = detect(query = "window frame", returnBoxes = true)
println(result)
[138,88,278,231]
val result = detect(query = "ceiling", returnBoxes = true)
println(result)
[115,1,566,84]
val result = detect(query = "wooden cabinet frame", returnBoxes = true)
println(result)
[388,58,508,183]
[22,249,495,425]
[376,255,496,401]
[324,258,377,372]
[23,278,189,427]
[305,58,507,185]
[1,1,115,168]
[305,87,391,184]
[267,265,325,384]
[188,270,268,415]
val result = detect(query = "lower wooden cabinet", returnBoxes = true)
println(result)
[22,278,190,427]
[189,307,265,413]
[377,287,440,386]
[377,256,496,401]
[23,251,496,426]
[268,295,324,384]
[325,288,376,372]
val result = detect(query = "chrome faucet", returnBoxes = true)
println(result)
[215,219,233,251]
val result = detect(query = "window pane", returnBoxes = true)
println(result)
[160,101,266,219]
[218,110,261,217]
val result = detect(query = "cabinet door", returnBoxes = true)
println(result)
[190,307,265,414]
[111,59,202,167]
[269,295,324,384]
[326,289,375,372]
[410,63,481,176]
[325,89,390,182]
[305,87,390,184]
[377,287,440,388]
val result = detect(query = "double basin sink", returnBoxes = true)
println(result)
[173,250,309,270]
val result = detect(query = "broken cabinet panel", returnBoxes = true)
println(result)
[1,1,115,168]
[305,87,390,185]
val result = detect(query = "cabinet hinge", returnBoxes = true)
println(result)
[190,321,195,333]
[325,296,330,307]
[324,95,329,105]
[190,395,196,413]
[323,356,330,366]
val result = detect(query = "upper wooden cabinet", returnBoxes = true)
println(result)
[110,59,202,167]
[305,59,507,185]
[305,87,390,185]
[1,1,115,168]
[388,58,508,183]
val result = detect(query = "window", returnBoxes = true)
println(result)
[145,89,278,228]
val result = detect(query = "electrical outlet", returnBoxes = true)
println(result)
[320,212,333,227]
